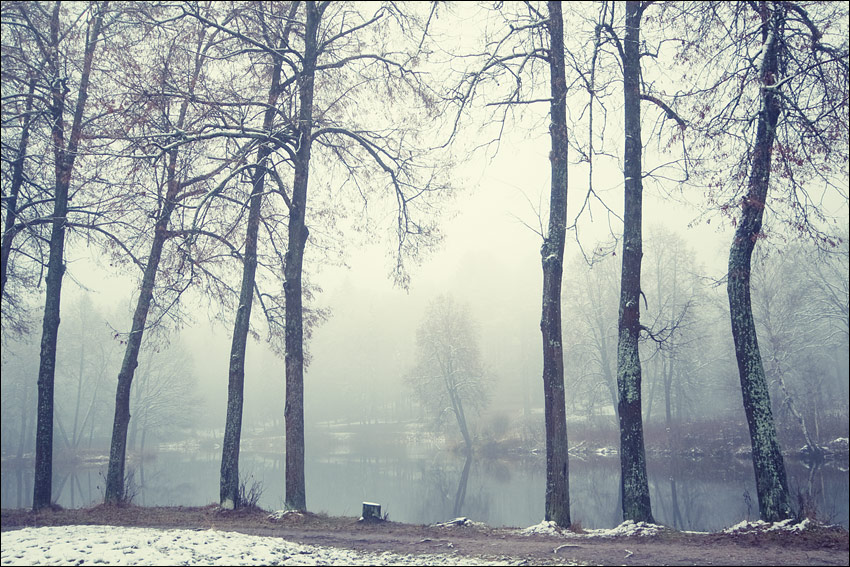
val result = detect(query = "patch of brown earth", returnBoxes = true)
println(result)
[2,505,847,566]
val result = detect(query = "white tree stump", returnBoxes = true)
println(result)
[361,501,382,521]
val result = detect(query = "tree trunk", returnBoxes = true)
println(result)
[453,453,473,517]
[104,196,175,503]
[450,389,473,453]
[726,3,792,523]
[33,2,104,510]
[616,0,653,524]
[105,23,204,503]
[539,0,570,529]
[0,79,35,300]
[284,0,321,512]
[220,47,285,509]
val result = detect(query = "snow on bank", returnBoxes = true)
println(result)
[722,518,813,534]
[0,525,526,566]
[431,517,487,528]
[518,519,662,538]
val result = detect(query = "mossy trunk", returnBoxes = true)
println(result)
[616,0,653,524]
[726,4,791,523]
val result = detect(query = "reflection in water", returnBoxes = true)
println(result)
[2,451,847,531]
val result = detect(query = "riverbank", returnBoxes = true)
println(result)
[2,504,847,566]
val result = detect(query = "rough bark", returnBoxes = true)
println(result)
[539,0,570,529]
[726,3,792,523]
[284,0,321,512]
[616,0,653,524]
[220,40,286,510]
[33,2,105,510]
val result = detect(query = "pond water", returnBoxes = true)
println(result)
[3,444,847,531]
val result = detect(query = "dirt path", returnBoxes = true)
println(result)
[2,505,847,566]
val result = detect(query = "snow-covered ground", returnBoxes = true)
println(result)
[0,525,527,566]
[516,519,663,537]
[1,518,822,566]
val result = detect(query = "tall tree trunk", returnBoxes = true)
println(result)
[105,23,205,503]
[33,2,104,510]
[726,3,792,523]
[284,0,321,512]
[0,79,35,299]
[616,0,653,524]
[220,47,286,510]
[104,195,176,503]
[540,0,570,529]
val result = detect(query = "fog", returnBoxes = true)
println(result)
[2,0,848,531]
[3,131,848,530]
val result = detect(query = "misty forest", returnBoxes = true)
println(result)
[1,1,848,534]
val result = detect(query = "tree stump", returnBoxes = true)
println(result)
[361,501,382,521]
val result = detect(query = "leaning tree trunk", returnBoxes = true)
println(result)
[539,0,570,529]
[283,0,320,512]
[220,53,284,510]
[104,194,176,503]
[616,0,653,524]
[726,4,791,523]
[105,24,206,503]
[33,3,104,510]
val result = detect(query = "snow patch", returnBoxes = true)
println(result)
[268,509,303,520]
[518,520,567,536]
[722,518,813,534]
[517,520,662,538]
[431,517,485,528]
[0,525,527,566]
[593,520,662,537]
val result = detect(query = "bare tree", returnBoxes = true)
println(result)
[406,294,490,453]
[671,0,848,521]
[442,0,575,528]
[215,1,299,511]
[128,342,200,455]
[538,0,572,528]
[751,241,849,460]
[4,1,110,510]
[641,228,700,437]
[596,0,658,524]
[563,251,620,426]
[103,4,248,503]
[182,0,448,511]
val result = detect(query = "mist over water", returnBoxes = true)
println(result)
[3,444,847,531]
